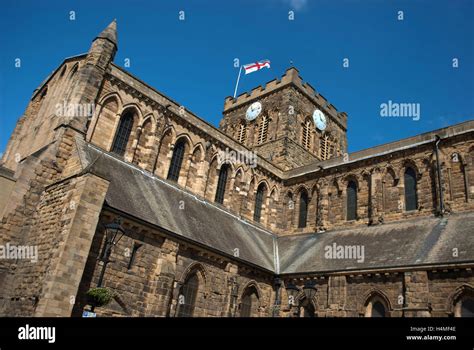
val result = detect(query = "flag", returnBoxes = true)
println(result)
[243,59,271,75]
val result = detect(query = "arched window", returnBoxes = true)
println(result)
[346,180,357,221]
[254,183,267,223]
[302,119,312,150]
[320,134,331,160]
[167,139,186,182]
[240,286,259,317]
[461,298,474,317]
[177,272,199,317]
[365,295,389,317]
[371,301,386,317]
[404,167,418,211]
[111,111,134,156]
[215,164,230,204]
[40,86,48,99]
[257,115,269,145]
[69,63,79,79]
[60,65,67,77]
[454,287,474,317]
[237,123,247,144]
[298,190,308,228]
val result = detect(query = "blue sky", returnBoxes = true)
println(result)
[1,0,473,154]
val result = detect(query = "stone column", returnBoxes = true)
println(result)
[224,263,239,317]
[145,238,179,316]
[403,271,431,317]
[327,275,347,317]
[34,173,110,316]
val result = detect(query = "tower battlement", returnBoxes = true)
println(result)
[224,67,347,130]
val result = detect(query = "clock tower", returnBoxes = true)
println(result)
[219,67,348,171]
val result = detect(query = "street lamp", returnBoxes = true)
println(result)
[303,280,317,301]
[96,217,126,288]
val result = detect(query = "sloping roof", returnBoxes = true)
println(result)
[278,213,474,274]
[75,138,474,275]
[78,140,276,272]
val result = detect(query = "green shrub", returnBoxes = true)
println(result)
[86,287,116,307]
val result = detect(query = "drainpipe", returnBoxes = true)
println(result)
[434,135,444,215]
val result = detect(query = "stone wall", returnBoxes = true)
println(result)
[72,211,275,317]
[280,268,474,317]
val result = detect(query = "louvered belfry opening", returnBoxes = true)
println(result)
[302,119,311,150]
[238,123,247,144]
[319,134,330,160]
[257,115,268,145]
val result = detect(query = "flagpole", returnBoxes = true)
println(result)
[233,66,243,98]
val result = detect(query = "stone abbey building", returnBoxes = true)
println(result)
[0,21,473,318]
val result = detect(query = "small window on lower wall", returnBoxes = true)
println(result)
[455,297,474,317]
[177,273,199,317]
[461,298,474,317]
[240,286,259,317]
[365,296,388,317]
[371,301,386,317]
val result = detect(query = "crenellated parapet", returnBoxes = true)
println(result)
[223,67,347,131]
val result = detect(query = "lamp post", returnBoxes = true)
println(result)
[303,280,317,301]
[302,280,317,317]
[272,278,282,317]
[97,217,126,287]
[90,217,126,312]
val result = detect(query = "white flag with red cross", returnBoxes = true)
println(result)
[243,59,271,75]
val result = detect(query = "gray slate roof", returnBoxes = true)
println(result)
[78,141,276,272]
[76,139,474,275]
[278,213,474,274]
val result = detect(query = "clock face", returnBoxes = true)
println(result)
[313,109,327,130]
[246,102,262,121]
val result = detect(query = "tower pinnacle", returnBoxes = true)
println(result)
[95,19,117,48]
